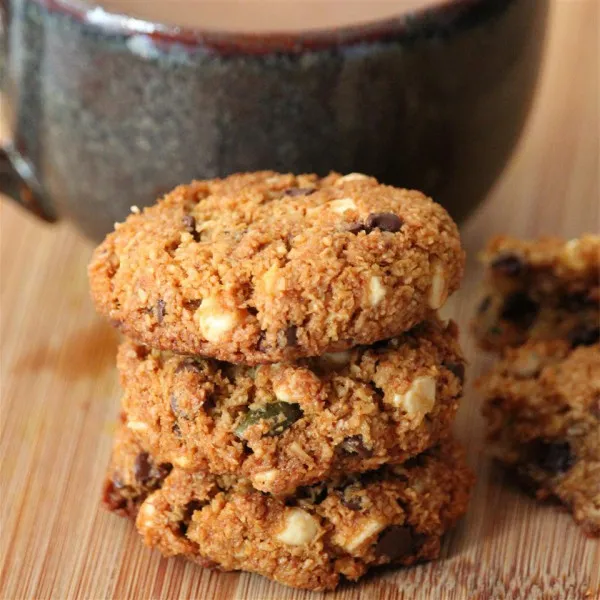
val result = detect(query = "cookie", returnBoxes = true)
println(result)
[89,171,464,364]
[119,318,465,495]
[104,425,474,591]
[479,339,600,536]
[473,235,599,353]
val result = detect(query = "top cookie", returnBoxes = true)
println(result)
[89,172,464,364]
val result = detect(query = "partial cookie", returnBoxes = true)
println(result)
[119,318,465,495]
[104,425,474,591]
[89,171,464,364]
[473,235,599,353]
[479,339,600,536]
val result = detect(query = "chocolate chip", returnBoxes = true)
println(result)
[134,452,151,484]
[500,292,539,327]
[529,440,574,473]
[443,361,465,385]
[155,463,172,481]
[175,358,202,375]
[567,325,600,348]
[375,525,423,561]
[183,299,202,311]
[346,222,366,234]
[285,326,298,347]
[134,452,172,489]
[182,214,201,241]
[561,291,596,312]
[284,187,315,197]
[154,299,166,323]
[491,253,526,277]
[364,212,403,233]
[247,306,258,316]
[340,494,363,511]
[203,395,216,412]
[103,481,128,512]
[478,296,492,314]
[337,435,373,458]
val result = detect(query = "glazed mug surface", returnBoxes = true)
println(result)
[0,0,549,241]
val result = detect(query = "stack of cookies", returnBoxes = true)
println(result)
[89,172,474,590]
[474,235,600,536]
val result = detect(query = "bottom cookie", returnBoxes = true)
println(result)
[479,340,600,536]
[103,425,474,591]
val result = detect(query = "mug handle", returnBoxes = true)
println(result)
[0,142,56,221]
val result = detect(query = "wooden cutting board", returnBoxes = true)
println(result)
[1,2,598,598]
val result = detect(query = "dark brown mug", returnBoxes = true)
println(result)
[0,0,548,241]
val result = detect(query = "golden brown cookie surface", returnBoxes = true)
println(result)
[89,171,464,364]
[104,425,474,591]
[119,318,465,495]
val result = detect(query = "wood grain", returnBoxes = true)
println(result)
[1,1,598,598]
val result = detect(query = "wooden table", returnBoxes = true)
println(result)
[1,2,598,598]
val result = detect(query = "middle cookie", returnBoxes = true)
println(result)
[120,318,465,496]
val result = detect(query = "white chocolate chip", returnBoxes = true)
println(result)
[130,205,140,214]
[369,276,386,306]
[196,297,246,343]
[262,264,286,295]
[172,455,191,468]
[337,519,386,552]
[336,173,369,184]
[328,198,358,214]
[392,376,437,419]
[563,239,587,270]
[428,260,448,309]
[127,421,149,432]
[276,508,320,546]
[511,352,543,378]
[253,469,278,487]
[137,288,148,303]
[138,500,157,527]
[273,383,291,402]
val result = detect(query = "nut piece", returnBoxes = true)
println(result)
[369,276,386,307]
[336,173,369,184]
[252,469,279,488]
[428,260,448,309]
[196,297,247,343]
[127,420,149,432]
[328,198,358,214]
[276,508,320,546]
[336,518,386,553]
[392,376,437,419]
[262,264,286,296]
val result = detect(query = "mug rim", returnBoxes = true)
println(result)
[33,0,493,55]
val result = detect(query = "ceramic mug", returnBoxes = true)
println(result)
[0,0,548,241]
